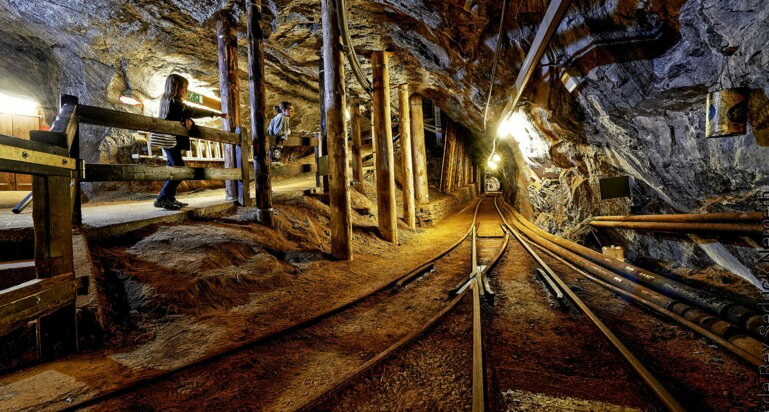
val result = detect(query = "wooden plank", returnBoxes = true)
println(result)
[372,51,397,244]
[61,96,82,225]
[247,0,274,227]
[323,0,353,259]
[398,85,416,230]
[0,158,74,177]
[83,164,242,182]
[0,273,73,307]
[350,95,364,193]
[0,133,68,156]
[76,104,239,145]
[282,136,320,147]
[0,260,37,291]
[0,279,77,337]
[270,163,317,177]
[48,99,78,150]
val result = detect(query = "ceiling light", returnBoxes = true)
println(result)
[497,110,529,139]
[487,159,498,170]
[492,153,501,163]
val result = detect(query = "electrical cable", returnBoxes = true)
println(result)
[483,0,509,133]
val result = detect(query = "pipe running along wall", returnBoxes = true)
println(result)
[495,202,764,361]
[594,212,763,223]
[508,207,762,338]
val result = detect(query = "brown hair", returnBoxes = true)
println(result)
[159,74,189,118]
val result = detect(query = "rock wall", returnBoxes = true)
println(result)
[496,0,769,290]
[0,0,767,285]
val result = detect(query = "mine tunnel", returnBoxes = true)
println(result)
[0,0,767,410]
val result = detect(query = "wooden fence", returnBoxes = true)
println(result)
[0,94,322,353]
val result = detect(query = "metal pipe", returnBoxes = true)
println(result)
[528,240,763,367]
[509,206,763,339]
[12,192,32,214]
[501,205,685,412]
[335,0,371,94]
[594,212,763,223]
[496,202,764,361]
[590,220,762,234]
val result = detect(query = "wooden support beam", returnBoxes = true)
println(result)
[237,128,252,206]
[217,10,242,202]
[247,0,274,227]
[29,130,76,359]
[58,95,83,225]
[439,123,452,193]
[398,85,416,230]
[350,95,364,193]
[76,105,239,145]
[84,164,242,181]
[322,0,353,259]
[282,136,320,147]
[372,51,397,243]
[409,93,429,205]
[501,0,572,116]
[318,52,329,194]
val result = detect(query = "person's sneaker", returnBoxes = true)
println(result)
[172,200,189,208]
[153,199,180,210]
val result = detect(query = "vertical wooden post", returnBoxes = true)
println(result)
[372,51,397,243]
[61,95,82,225]
[350,94,364,193]
[439,121,452,194]
[246,0,273,227]
[409,93,429,205]
[322,0,353,259]
[318,53,329,194]
[31,131,76,360]
[217,10,246,205]
[398,85,416,230]
[314,131,322,191]
[237,128,252,206]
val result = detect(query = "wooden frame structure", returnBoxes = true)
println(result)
[0,94,322,351]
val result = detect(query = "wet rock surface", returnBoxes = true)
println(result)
[0,0,766,282]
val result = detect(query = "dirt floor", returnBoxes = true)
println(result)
[0,191,762,411]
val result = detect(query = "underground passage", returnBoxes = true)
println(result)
[0,0,767,410]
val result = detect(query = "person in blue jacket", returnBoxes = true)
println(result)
[154,74,227,210]
[267,101,295,164]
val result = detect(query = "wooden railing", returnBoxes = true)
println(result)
[0,104,82,358]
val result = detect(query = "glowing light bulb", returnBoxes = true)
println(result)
[497,110,529,139]
[492,154,501,163]
[487,160,498,170]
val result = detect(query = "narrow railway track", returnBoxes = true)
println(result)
[73,196,502,411]
[72,194,755,411]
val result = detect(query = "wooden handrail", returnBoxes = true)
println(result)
[49,102,79,150]
[76,104,240,145]
[83,162,318,182]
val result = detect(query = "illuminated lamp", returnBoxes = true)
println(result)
[487,159,498,170]
[492,153,501,163]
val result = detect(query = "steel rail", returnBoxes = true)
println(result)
[296,195,505,411]
[528,241,763,367]
[60,198,488,411]
[593,212,763,223]
[495,198,685,412]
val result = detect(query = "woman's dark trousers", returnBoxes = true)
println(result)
[157,147,184,201]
